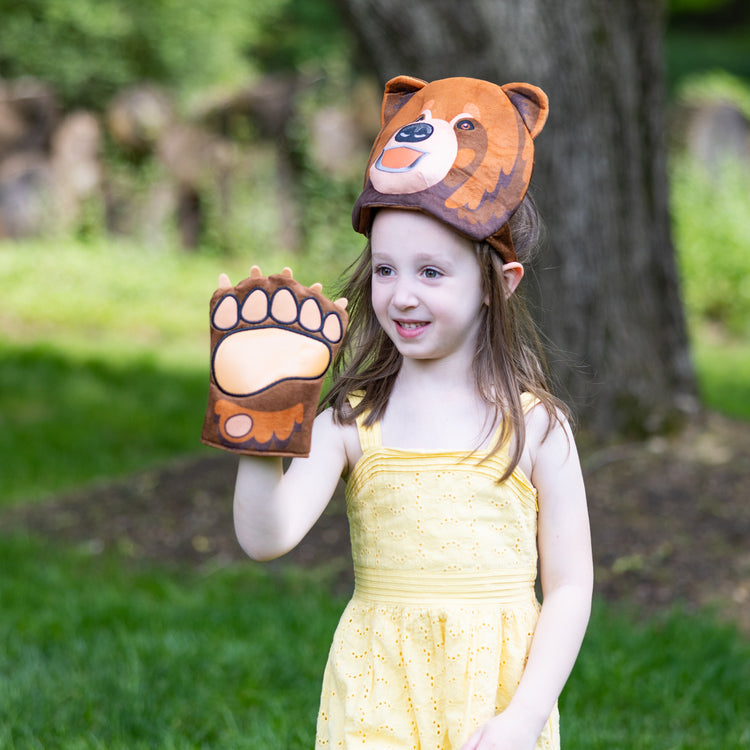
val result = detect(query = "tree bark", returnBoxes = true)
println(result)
[338,0,697,436]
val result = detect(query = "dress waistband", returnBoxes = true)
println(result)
[353,565,536,605]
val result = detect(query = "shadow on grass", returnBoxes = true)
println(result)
[0,341,209,505]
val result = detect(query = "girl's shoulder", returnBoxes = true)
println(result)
[522,397,576,476]
[316,405,362,475]
[524,396,567,429]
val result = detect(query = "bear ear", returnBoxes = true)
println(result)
[380,75,427,126]
[501,83,549,139]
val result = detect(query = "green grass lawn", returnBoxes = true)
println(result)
[1,534,748,749]
[0,534,344,749]
[0,341,208,503]
[692,330,750,421]
[566,601,750,748]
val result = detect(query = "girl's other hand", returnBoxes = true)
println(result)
[459,708,540,750]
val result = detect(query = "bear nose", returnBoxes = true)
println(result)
[395,121,433,143]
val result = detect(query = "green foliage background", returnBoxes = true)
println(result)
[2,0,745,105]
[0,0,349,109]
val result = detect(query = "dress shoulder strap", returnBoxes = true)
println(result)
[347,391,382,452]
[520,391,541,415]
[487,392,542,453]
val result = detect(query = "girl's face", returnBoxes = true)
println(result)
[370,209,486,366]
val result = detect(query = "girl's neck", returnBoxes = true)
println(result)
[380,361,498,452]
[394,351,475,392]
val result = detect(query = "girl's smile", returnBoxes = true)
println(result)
[394,319,430,337]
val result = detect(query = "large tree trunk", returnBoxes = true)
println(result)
[338,0,697,436]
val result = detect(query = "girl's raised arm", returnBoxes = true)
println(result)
[233,408,349,561]
[199,265,351,562]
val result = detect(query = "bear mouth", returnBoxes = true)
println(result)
[375,146,426,173]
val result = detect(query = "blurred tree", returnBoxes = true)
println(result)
[0,0,274,109]
[338,0,697,436]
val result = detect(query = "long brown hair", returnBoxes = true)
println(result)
[322,195,569,481]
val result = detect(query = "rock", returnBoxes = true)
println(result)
[0,77,59,159]
[106,84,174,156]
[683,100,750,170]
[51,111,103,229]
[0,152,55,238]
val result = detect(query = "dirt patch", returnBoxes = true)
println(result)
[582,411,750,632]
[2,410,749,633]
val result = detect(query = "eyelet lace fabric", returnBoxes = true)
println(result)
[315,394,559,749]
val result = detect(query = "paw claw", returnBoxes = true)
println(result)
[280,267,293,279]
[249,266,262,279]
[218,273,232,289]
[334,297,348,311]
[310,282,323,294]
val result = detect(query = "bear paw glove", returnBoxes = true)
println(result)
[201,266,348,457]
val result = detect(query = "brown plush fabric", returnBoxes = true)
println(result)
[353,76,548,262]
[201,268,348,457]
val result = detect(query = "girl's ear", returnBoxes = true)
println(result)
[502,262,524,297]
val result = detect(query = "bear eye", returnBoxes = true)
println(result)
[415,114,426,122]
[456,119,475,131]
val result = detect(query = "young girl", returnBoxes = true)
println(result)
[205,76,592,749]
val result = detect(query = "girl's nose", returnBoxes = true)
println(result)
[391,277,418,309]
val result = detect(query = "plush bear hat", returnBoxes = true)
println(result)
[352,75,548,262]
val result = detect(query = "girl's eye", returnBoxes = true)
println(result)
[422,268,442,279]
[456,119,475,131]
[374,265,394,277]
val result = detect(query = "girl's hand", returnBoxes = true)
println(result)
[459,709,540,750]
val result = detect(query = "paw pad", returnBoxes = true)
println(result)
[211,286,343,397]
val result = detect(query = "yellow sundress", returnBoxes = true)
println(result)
[315,393,559,749]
